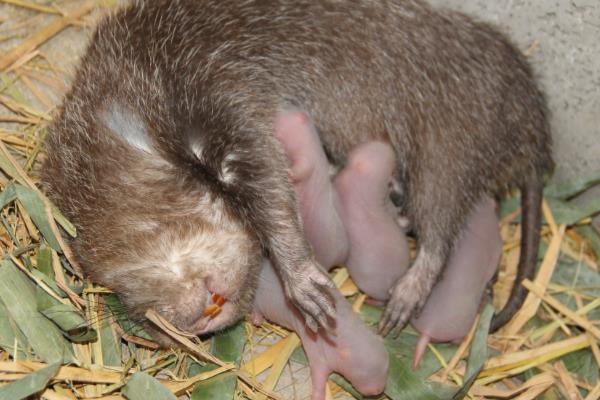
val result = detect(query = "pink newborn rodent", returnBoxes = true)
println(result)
[410,197,502,366]
[253,261,388,400]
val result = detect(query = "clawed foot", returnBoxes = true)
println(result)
[379,274,428,337]
[281,260,336,332]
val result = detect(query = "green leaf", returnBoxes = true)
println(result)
[561,348,599,387]
[38,299,97,343]
[547,197,600,226]
[104,294,152,340]
[499,194,600,226]
[552,255,600,320]
[0,153,27,188]
[0,260,75,363]
[385,344,456,400]
[0,361,60,400]
[48,203,76,238]
[0,184,75,242]
[383,330,457,400]
[36,246,54,277]
[190,372,238,400]
[191,322,246,400]
[544,170,600,200]
[31,269,66,298]
[575,225,600,259]
[499,195,520,220]
[122,372,176,400]
[100,312,123,367]
[0,185,17,209]
[14,185,61,250]
[452,304,494,399]
[0,300,29,359]
[359,303,457,378]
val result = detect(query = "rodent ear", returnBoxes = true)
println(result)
[189,137,206,163]
[100,103,154,154]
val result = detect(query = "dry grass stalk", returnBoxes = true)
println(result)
[0,1,95,71]
[522,279,600,340]
[502,224,566,337]
[555,360,584,400]
[144,309,226,367]
[0,0,62,15]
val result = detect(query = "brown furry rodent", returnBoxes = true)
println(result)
[42,0,553,342]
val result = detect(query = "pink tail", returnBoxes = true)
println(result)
[413,334,431,369]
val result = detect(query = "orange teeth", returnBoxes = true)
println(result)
[209,306,222,318]
[203,294,227,319]
[203,304,221,318]
[212,293,226,306]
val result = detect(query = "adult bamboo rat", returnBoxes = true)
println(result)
[42,0,553,341]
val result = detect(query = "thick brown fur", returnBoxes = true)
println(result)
[42,0,553,339]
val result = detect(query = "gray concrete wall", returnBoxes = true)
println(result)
[428,0,600,183]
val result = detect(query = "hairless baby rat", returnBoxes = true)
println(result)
[42,0,552,340]
[253,263,388,400]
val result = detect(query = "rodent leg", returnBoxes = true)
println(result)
[379,166,471,335]
[230,112,338,333]
[379,246,446,336]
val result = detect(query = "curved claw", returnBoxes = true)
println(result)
[378,304,408,337]
[282,261,337,332]
[379,277,429,337]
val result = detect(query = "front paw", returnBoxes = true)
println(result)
[379,275,428,337]
[282,260,336,332]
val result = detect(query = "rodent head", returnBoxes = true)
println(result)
[94,197,262,346]
[43,99,264,346]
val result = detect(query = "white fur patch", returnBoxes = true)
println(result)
[219,152,238,184]
[101,103,153,153]
[190,140,204,162]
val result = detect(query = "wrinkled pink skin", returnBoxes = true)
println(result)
[334,141,410,300]
[410,197,502,367]
[254,261,388,400]
[274,110,409,294]
[273,111,349,268]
